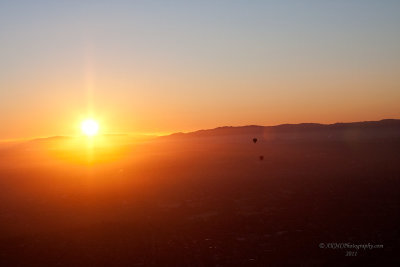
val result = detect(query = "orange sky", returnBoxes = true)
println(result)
[0,1,399,139]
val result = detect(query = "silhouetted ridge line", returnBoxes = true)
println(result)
[164,119,400,139]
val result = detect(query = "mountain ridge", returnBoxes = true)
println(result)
[2,119,399,144]
[164,119,400,139]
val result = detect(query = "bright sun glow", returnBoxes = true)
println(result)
[81,119,99,136]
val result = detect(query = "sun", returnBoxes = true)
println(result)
[81,119,99,136]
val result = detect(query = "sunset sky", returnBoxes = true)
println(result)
[0,0,399,139]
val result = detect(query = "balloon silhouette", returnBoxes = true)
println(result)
[259,155,264,161]
[252,138,258,144]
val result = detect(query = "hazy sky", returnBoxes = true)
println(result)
[1,0,399,139]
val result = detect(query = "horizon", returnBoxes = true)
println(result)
[1,117,398,143]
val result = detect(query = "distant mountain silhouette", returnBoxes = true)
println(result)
[3,119,399,145]
[165,119,400,141]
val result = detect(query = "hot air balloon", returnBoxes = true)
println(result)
[252,138,258,144]
[259,155,264,161]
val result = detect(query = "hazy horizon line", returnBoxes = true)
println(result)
[1,118,399,143]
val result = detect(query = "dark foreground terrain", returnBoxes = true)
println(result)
[0,120,399,266]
